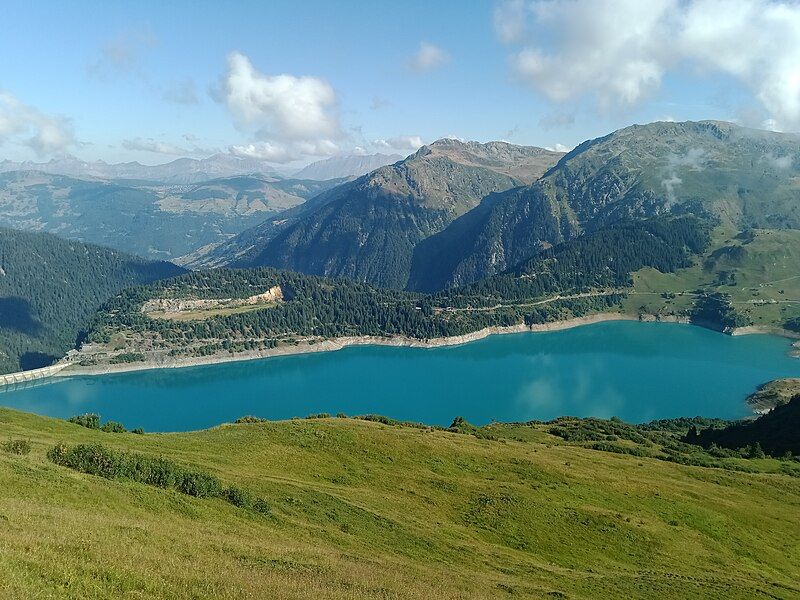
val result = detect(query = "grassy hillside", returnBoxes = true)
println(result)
[0,407,798,599]
[0,227,183,373]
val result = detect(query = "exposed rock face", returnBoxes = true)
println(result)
[142,286,284,316]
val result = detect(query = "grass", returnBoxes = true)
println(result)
[625,227,800,326]
[146,302,278,322]
[1,408,799,599]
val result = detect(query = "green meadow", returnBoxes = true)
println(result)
[1,408,799,599]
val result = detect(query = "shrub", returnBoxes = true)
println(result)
[68,413,100,429]
[235,415,267,424]
[101,421,127,433]
[2,439,31,455]
[109,352,145,364]
[305,412,330,419]
[131,428,145,435]
[47,443,268,513]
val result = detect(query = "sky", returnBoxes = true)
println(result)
[1,0,799,168]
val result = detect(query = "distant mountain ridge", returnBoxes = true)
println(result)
[0,172,343,260]
[0,153,280,184]
[188,139,564,287]
[293,153,403,180]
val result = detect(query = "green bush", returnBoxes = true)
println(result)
[109,352,145,364]
[101,421,127,433]
[68,413,100,429]
[234,415,267,424]
[2,439,32,455]
[47,443,269,512]
[305,412,330,419]
[131,428,145,435]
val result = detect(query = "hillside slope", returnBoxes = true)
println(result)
[199,140,563,288]
[688,395,800,455]
[409,121,800,290]
[0,408,798,599]
[0,227,183,373]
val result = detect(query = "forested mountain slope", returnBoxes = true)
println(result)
[0,227,183,373]
[194,140,563,288]
[411,121,800,290]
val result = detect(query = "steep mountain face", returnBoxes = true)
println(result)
[200,140,563,288]
[0,227,183,374]
[0,172,341,260]
[409,121,800,290]
[0,153,279,184]
[293,153,403,180]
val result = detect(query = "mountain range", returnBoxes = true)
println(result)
[0,172,343,260]
[191,121,800,293]
[189,139,564,287]
[292,153,403,180]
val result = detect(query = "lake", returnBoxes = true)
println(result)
[2,321,799,432]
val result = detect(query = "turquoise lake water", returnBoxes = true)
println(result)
[2,321,799,432]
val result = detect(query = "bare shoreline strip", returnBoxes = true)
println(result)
[53,312,799,379]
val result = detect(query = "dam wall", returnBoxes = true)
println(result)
[0,363,67,387]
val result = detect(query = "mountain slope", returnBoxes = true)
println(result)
[208,140,563,288]
[293,152,402,180]
[0,227,183,373]
[410,121,800,290]
[0,172,341,260]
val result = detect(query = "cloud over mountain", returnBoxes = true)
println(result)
[497,0,800,130]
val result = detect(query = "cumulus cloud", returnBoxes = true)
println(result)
[221,51,340,140]
[218,51,342,163]
[409,42,450,72]
[373,135,425,152]
[499,0,800,130]
[162,79,199,105]
[0,92,76,156]
[545,143,572,152]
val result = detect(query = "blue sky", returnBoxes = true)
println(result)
[0,0,796,166]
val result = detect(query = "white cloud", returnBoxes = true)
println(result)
[122,138,190,155]
[373,135,425,152]
[229,139,339,164]
[222,51,340,141]
[494,0,527,44]
[409,42,450,72]
[218,52,342,163]
[545,143,571,152]
[0,92,76,156]
[162,79,198,105]
[503,0,800,130]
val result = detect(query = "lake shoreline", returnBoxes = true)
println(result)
[54,311,800,379]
